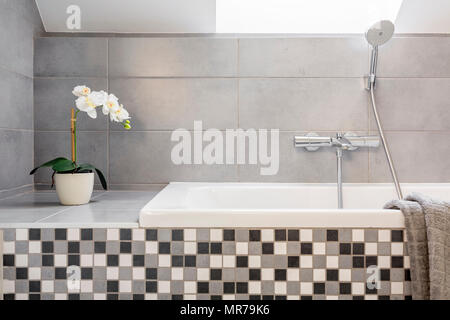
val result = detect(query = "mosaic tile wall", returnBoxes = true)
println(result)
[1,228,411,300]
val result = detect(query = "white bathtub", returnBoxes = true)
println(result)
[139,182,450,228]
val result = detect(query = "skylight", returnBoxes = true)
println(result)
[216,0,403,33]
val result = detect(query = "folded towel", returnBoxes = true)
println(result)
[384,193,450,300]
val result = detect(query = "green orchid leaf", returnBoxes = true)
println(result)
[95,168,108,190]
[76,163,108,190]
[52,159,77,172]
[30,157,69,175]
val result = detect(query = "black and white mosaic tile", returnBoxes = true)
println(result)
[2,228,411,300]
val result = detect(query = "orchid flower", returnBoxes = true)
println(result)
[72,86,131,128]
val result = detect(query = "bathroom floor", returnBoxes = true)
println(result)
[0,191,159,229]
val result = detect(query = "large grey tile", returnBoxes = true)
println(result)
[238,131,369,183]
[377,37,450,77]
[0,2,36,77]
[369,132,450,182]
[109,38,237,77]
[109,78,238,130]
[0,68,33,130]
[0,129,33,190]
[34,131,108,185]
[239,38,368,77]
[109,131,239,184]
[34,38,107,77]
[371,78,450,131]
[239,78,368,131]
[34,77,108,131]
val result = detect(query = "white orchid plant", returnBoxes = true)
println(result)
[30,86,132,189]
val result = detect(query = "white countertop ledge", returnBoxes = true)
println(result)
[0,191,160,228]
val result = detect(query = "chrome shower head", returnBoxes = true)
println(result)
[365,20,395,90]
[365,20,395,47]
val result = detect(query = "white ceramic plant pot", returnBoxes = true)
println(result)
[54,172,94,205]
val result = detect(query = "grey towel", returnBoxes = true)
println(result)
[384,193,450,300]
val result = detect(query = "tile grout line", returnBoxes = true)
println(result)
[33,192,106,224]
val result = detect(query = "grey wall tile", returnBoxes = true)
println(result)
[0,1,37,77]
[34,131,108,185]
[0,68,33,130]
[34,38,107,77]
[239,78,368,131]
[238,131,369,183]
[378,37,450,77]
[0,129,33,190]
[239,38,368,77]
[371,78,450,131]
[109,78,238,130]
[34,77,108,131]
[109,131,238,184]
[109,38,238,77]
[369,132,450,182]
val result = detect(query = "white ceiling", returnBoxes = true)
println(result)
[35,0,450,34]
[35,0,216,33]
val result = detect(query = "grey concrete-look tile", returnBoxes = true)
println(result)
[3,229,15,241]
[369,132,450,182]
[0,129,33,190]
[0,68,33,130]
[197,255,210,268]
[109,78,238,130]
[145,255,157,266]
[171,280,184,294]
[326,243,339,255]
[34,38,107,77]
[109,38,237,77]
[54,242,68,254]
[338,256,352,269]
[248,242,261,255]
[34,77,108,131]
[239,78,368,131]
[338,229,352,242]
[261,281,274,294]
[287,282,300,295]
[351,269,365,282]
[300,269,313,282]
[313,230,326,242]
[93,229,107,241]
[119,267,132,280]
[0,3,36,77]
[287,243,300,255]
[109,131,239,184]
[371,79,450,131]
[15,241,29,254]
[313,256,326,269]
[3,268,15,280]
[133,280,145,294]
[377,37,450,77]
[209,282,223,295]
[325,282,339,295]
[184,268,197,281]
[157,267,170,280]
[222,269,235,281]
[34,131,108,186]
[236,269,249,281]
[54,280,67,293]
[365,230,378,242]
[239,38,367,77]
